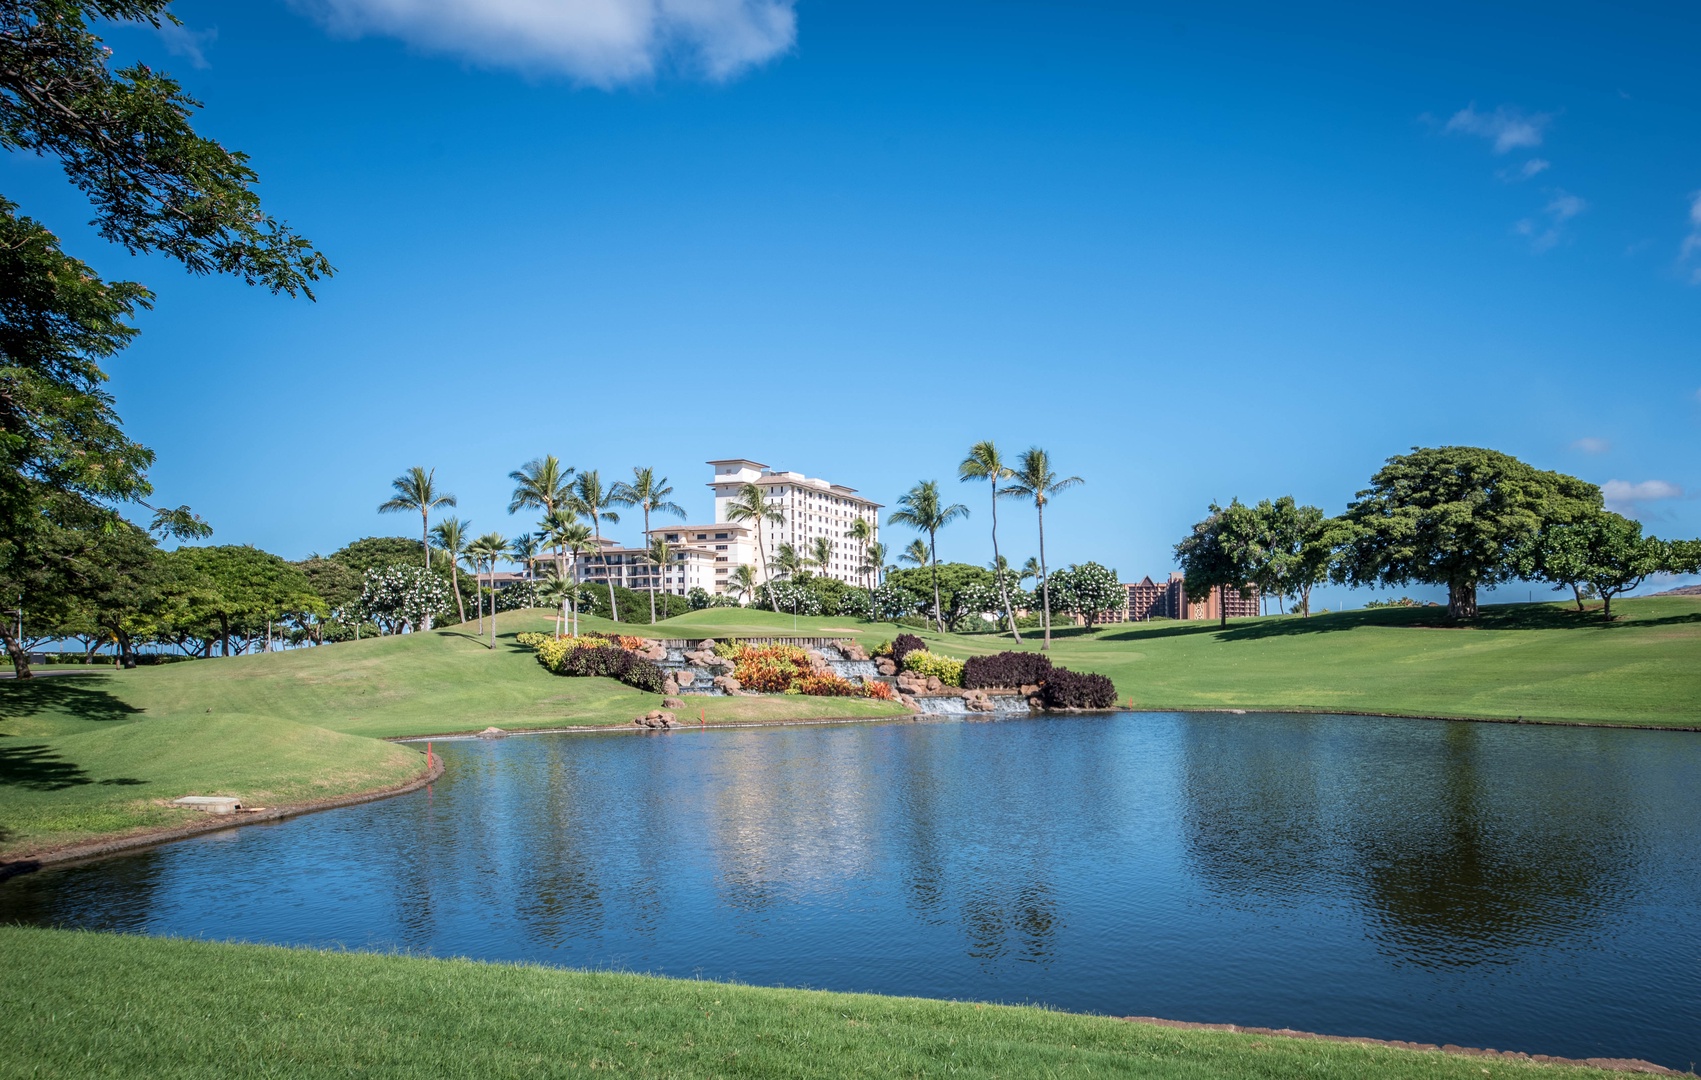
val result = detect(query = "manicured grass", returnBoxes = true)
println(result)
[0,927,1629,1079]
[0,613,906,858]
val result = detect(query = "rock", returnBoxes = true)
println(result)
[478,726,507,739]
[661,674,679,696]
[662,696,685,709]
[1027,695,1044,710]
[697,639,717,651]
[805,649,830,673]
[1019,684,1039,696]
[839,641,869,662]
[641,642,668,661]
[898,694,919,710]
[674,669,696,687]
[713,675,743,695]
[896,672,928,695]
[962,689,994,712]
[875,657,897,676]
[634,709,677,729]
[925,675,943,693]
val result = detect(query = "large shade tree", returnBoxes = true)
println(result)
[1514,509,1671,619]
[1337,446,1601,619]
[1251,496,1338,617]
[1174,499,1265,627]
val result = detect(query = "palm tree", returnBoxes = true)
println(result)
[613,468,687,625]
[466,532,508,649]
[378,466,456,571]
[899,538,930,568]
[1001,447,1083,650]
[861,539,887,621]
[725,483,786,612]
[567,470,621,623]
[888,480,969,633]
[642,537,673,624]
[959,441,1023,643]
[510,533,540,584]
[509,456,574,578]
[809,535,835,577]
[848,515,873,591]
[536,569,578,638]
[430,516,471,626]
[539,514,593,636]
[728,564,759,607]
[774,542,805,581]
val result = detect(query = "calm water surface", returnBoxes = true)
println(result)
[4,713,1699,1069]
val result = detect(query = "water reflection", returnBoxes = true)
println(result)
[3,713,1699,1069]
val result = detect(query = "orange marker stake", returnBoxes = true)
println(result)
[700,705,705,729]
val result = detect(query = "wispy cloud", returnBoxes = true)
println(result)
[157,20,216,68]
[1602,479,1683,517]
[1680,191,1701,283]
[1497,158,1549,183]
[292,0,797,85]
[1514,189,1586,252]
[1570,437,1610,454]
[1445,104,1551,153]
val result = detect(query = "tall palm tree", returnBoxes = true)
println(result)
[848,515,873,593]
[613,468,687,624]
[728,564,759,607]
[378,466,456,571]
[539,515,593,636]
[1001,447,1083,650]
[536,569,578,638]
[888,480,969,633]
[509,456,574,578]
[568,469,621,623]
[810,535,834,577]
[725,483,786,612]
[774,542,804,580]
[430,516,471,626]
[959,441,1023,643]
[642,536,673,624]
[899,538,930,568]
[467,532,508,649]
[510,533,540,584]
[862,539,887,621]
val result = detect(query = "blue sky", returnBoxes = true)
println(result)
[8,0,1700,602]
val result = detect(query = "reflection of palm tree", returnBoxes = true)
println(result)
[568,470,621,623]
[728,564,758,607]
[612,467,687,625]
[466,532,508,649]
[642,537,673,624]
[1001,448,1082,651]
[888,480,969,633]
[430,516,471,625]
[509,455,574,578]
[959,441,1023,643]
[379,466,457,572]
[725,483,786,612]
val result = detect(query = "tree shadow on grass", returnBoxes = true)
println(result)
[1094,603,1701,645]
[0,679,143,725]
[0,743,92,790]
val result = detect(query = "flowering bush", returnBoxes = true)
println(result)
[494,581,541,613]
[533,635,597,670]
[357,565,454,634]
[1046,562,1124,629]
[756,580,822,616]
[901,649,964,687]
[861,679,896,701]
[794,672,861,697]
[962,650,1053,689]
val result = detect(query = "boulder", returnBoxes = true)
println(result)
[896,671,928,696]
[703,654,734,673]
[804,649,830,674]
[961,689,994,712]
[640,642,668,662]
[674,669,696,688]
[713,675,743,695]
[633,710,677,729]
[1019,684,1039,696]
[838,641,869,662]
[925,675,943,693]
[697,639,718,651]
[477,726,507,739]
[1027,695,1044,710]
[875,657,897,676]
[662,696,685,709]
[661,674,679,696]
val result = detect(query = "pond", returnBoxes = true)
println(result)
[4,712,1699,1070]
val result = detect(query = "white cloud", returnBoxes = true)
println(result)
[1570,437,1610,454]
[1602,479,1683,516]
[1497,158,1549,182]
[1680,191,1701,283]
[1515,188,1586,252]
[293,0,797,84]
[157,21,217,68]
[1445,104,1551,153]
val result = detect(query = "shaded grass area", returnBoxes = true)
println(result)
[0,927,1631,1080]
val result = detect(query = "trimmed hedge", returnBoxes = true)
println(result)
[962,650,1053,689]
[1040,668,1118,710]
[891,634,926,666]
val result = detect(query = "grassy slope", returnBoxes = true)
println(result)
[0,927,1629,1080]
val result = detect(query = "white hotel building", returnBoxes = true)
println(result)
[571,459,882,598]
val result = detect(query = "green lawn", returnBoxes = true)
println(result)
[0,927,1633,1080]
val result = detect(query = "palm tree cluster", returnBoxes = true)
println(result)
[888,443,1082,650]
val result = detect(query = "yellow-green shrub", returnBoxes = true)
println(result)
[901,649,964,687]
[515,631,550,649]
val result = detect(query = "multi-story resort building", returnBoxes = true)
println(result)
[566,459,882,599]
[1121,572,1261,622]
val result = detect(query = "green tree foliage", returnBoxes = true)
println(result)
[1250,496,1338,617]
[354,564,451,636]
[958,440,1024,641]
[1047,562,1124,629]
[1000,447,1082,650]
[1514,510,1670,619]
[1337,446,1601,619]
[165,545,321,656]
[1174,499,1263,627]
[887,479,968,633]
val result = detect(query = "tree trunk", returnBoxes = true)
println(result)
[1037,502,1051,651]
[593,512,619,623]
[991,485,1022,643]
[488,567,497,649]
[929,532,944,633]
[1219,586,1227,628]
[422,511,434,632]
[220,612,231,657]
[117,628,136,669]
[645,507,656,625]
[451,563,466,625]
[1601,589,1615,620]
[2,623,33,678]
[1571,583,1585,611]
[1447,581,1479,619]
[761,527,781,613]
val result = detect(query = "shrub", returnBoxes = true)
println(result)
[962,650,1053,689]
[795,672,861,697]
[901,649,965,687]
[732,643,813,693]
[712,638,741,660]
[554,644,665,693]
[1039,668,1118,710]
[870,639,892,658]
[861,679,895,701]
[891,634,925,665]
[515,631,550,648]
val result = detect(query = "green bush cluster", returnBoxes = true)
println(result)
[514,631,549,648]
[901,649,965,687]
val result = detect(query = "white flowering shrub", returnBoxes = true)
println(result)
[757,580,822,616]
[357,565,454,634]
[1047,561,1124,628]
[494,581,540,613]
